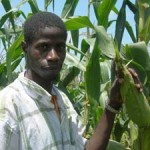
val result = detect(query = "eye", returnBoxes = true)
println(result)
[39,44,49,51]
[41,44,48,50]
[56,43,66,51]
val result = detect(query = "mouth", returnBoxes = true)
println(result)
[41,65,59,71]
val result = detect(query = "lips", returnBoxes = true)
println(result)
[41,65,59,70]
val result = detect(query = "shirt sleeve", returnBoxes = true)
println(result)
[0,120,20,150]
[0,88,20,150]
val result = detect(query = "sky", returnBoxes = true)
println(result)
[0,0,136,44]
[0,0,137,71]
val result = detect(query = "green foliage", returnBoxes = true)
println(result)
[0,0,150,149]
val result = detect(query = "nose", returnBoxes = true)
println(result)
[46,48,59,61]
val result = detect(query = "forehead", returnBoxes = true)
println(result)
[32,27,66,43]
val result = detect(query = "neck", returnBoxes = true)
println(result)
[24,70,53,94]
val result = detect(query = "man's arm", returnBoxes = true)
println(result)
[85,68,142,150]
[85,109,116,150]
[85,78,122,150]
[0,120,19,150]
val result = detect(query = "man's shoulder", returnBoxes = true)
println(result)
[0,79,20,99]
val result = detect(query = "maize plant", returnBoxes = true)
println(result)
[138,126,150,150]
[114,44,150,149]
[119,65,150,127]
[114,44,150,127]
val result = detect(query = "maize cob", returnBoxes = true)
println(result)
[119,64,150,127]
[114,43,150,149]
[113,43,150,127]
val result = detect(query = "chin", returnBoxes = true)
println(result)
[42,73,59,81]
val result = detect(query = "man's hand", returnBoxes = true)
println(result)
[108,68,143,110]
[128,68,143,92]
[108,78,123,110]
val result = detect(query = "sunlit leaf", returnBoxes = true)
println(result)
[61,66,80,87]
[6,33,23,82]
[115,1,126,50]
[64,53,86,71]
[66,42,86,57]
[28,0,39,13]
[107,140,126,150]
[124,42,150,72]
[126,0,137,13]
[1,0,16,33]
[94,25,115,58]
[140,16,150,44]
[85,41,100,104]
[61,0,79,18]
[97,0,117,27]
[100,60,111,83]
[124,42,150,84]
[125,21,136,43]
[44,0,53,11]
[80,38,90,60]
[0,14,9,29]
[71,30,79,52]
[64,16,94,30]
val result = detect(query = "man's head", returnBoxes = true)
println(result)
[22,12,67,82]
[24,11,67,44]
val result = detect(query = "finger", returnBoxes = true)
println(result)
[135,83,143,92]
[128,68,143,92]
[128,68,138,77]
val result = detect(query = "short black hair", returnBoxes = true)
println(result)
[23,11,67,44]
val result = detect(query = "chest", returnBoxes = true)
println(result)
[14,94,77,150]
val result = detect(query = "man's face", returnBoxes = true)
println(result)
[25,27,66,81]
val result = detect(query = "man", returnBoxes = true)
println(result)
[0,12,129,150]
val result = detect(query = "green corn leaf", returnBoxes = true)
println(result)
[97,0,117,28]
[0,13,9,29]
[61,0,79,18]
[94,25,115,59]
[66,42,86,57]
[80,38,90,61]
[124,42,150,72]
[44,0,53,11]
[100,60,111,83]
[1,0,16,33]
[71,30,79,52]
[107,140,126,150]
[61,66,80,87]
[85,41,100,105]
[6,33,23,82]
[28,0,39,13]
[137,0,150,3]
[125,21,136,43]
[64,53,86,72]
[140,16,150,44]
[115,1,126,50]
[64,16,94,30]
[0,66,8,88]
[126,0,137,13]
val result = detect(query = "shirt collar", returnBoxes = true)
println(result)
[18,72,54,101]
[17,72,67,110]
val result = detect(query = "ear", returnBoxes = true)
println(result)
[21,41,28,53]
